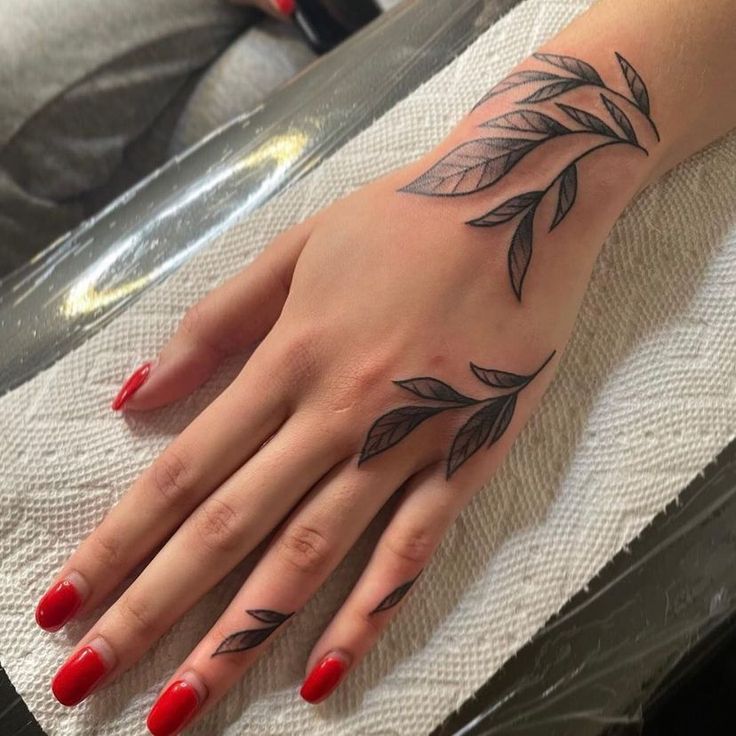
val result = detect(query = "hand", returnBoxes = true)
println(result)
[37,43,660,736]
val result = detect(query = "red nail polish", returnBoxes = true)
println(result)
[112,362,151,411]
[52,646,107,706]
[275,0,295,15]
[147,680,200,736]
[36,579,82,631]
[300,655,346,704]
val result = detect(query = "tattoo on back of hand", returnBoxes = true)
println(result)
[401,52,658,300]
[359,352,555,479]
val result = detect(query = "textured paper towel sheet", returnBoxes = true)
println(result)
[2,1,736,734]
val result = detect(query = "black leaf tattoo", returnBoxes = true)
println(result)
[247,609,293,625]
[447,394,517,477]
[404,51,657,299]
[473,70,563,108]
[600,94,638,146]
[508,207,536,300]
[532,52,604,85]
[359,352,555,479]
[400,138,539,196]
[550,164,577,230]
[359,405,447,464]
[480,110,569,136]
[520,78,586,103]
[213,609,293,656]
[395,377,477,404]
[556,103,617,138]
[370,573,422,615]
[468,191,543,227]
[615,52,650,116]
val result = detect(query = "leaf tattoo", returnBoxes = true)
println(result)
[600,94,638,146]
[481,110,569,136]
[532,52,604,85]
[550,164,577,230]
[359,405,447,464]
[371,573,422,615]
[403,50,657,299]
[213,609,294,657]
[615,52,650,116]
[359,352,555,479]
[400,138,539,196]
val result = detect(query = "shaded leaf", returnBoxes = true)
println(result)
[470,364,532,390]
[469,191,543,227]
[473,71,563,108]
[520,78,585,103]
[600,94,639,146]
[556,103,617,138]
[508,206,536,300]
[370,574,421,615]
[615,52,650,115]
[480,110,569,136]
[359,405,446,463]
[247,609,293,625]
[550,164,577,230]
[212,625,278,656]
[533,52,603,85]
[447,394,517,477]
[400,138,539,196]
[394,378,477,405]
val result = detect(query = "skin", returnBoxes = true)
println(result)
[41,0,736,729]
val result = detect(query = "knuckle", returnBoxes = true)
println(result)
[179,302,227,359]
[147,447,191,505]
[192,498,240,554]
[117,591,160,637]
[277,523,332,577]
[88,529,123,568]
[385,523,436,567]
[280,330,320,388]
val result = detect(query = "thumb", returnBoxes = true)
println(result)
[111,221,311,412]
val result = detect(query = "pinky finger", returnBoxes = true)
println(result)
[300,464,465,704]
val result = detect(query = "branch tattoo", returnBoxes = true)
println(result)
[213,609,293,657]
[401,52,658,300]
[360,352,555,479]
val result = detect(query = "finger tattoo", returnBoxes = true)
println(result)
[359,351,555,479]
[370,573,422,615]
[401,52,658,300]
[212,609,294,657]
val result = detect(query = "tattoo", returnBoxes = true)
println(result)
[212,609,294,657]
[401,52,658,300]
[370,573,422,615]
[359,352,555,479]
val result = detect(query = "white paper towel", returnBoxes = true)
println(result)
[1,1,735,734]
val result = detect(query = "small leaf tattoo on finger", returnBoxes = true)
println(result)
[212,609,294,657]
[359,351,555,479]
[402,51,658,299]
[370,573,422,615]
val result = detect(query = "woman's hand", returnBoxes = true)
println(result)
[36,45,660,735]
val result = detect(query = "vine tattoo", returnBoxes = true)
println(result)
[401,52,658,300]
[359,352,555,478]
[371,573,422,615]
[212,609,294,657]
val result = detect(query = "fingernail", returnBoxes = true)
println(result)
[300,653,347,704]
[147,675,204,736]
[35,572,87,631]
[275,0,296,15]
[52,638,114,706]
[112,362,152,411]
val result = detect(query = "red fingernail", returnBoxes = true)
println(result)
[36,579,82,631]
[147,680,200,736]
[275,0,295,15]
[300,655,346,704]
[52,646,108,706]
[112,362,151,411]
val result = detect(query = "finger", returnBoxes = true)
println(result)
[114,221,311,412]
[36,345,291,632]
[299,464,466,703]
[50,409,347,707]
[145,453,424,734]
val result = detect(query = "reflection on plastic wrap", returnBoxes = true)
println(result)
[432,440,736,736]
[0,0,520,398]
